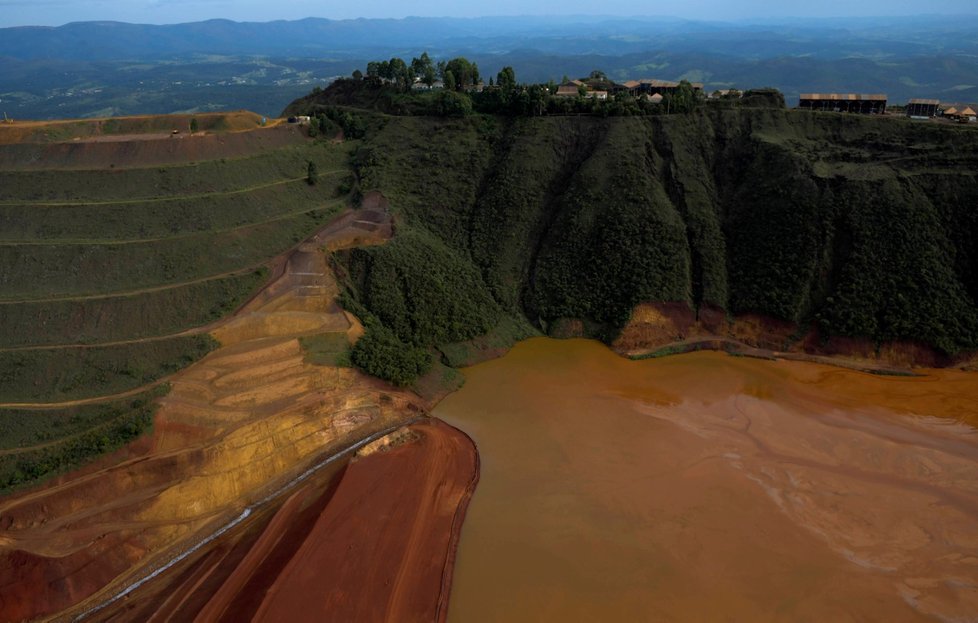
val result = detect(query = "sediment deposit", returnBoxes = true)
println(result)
[438,338,978,623]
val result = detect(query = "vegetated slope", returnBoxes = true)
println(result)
[0,123,356,490]
[323,107,978,380]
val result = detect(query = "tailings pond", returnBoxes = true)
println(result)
[435,338,978,622]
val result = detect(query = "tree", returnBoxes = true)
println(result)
[496,66,516,92]
[411,52,436,86]
[307,160,318,185]
[444,69,456,92]
[189,118,198,134]
[525,85,548,116]
[589,69,607,81]
[671,80,697,113]
[434,90,472,117]
[388,57,410,89]
[444,57,479,90]
[350,321,431,386]
[352,69,363,80]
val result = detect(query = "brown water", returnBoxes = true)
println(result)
[435,339,978,623]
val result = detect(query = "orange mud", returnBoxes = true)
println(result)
[437,338,978,623]
[616,301,972,369]
[0,197,415,621]
[0,120,304,171]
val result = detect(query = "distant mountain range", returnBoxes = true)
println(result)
[2,15,977,119]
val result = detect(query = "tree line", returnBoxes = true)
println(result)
[362,53,483,92]
[319,54,738,119]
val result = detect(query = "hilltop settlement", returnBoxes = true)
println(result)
[294,53,977,124]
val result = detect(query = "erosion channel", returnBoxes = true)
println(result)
[436,338,978,623]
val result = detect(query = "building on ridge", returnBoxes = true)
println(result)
[621,79,704,97]
[942,105,977,122]
[555,85,581,98]
[906,98,939,118]
[798,93,887,114]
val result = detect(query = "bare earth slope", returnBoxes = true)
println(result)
[0,195,443,621]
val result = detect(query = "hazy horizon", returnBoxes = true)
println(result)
[2,2,977,29]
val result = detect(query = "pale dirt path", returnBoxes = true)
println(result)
[0,170,348,246]
[0,199,350,306]
[0,175,309,208]
[0,382,169,411]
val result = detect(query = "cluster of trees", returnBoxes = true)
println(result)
[307,107,366,139]
[360,52,482,92]
[339,226,503,385]
[350,318,431,386]
[336,56,712,118]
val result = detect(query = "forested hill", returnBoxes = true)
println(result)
[291,97,978,381]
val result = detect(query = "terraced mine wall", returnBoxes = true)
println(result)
[324,107,978,383]
[0,125,355,491]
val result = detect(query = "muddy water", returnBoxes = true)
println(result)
[435,339,978,623]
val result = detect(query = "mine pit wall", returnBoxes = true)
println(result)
[0,196,418,622]
[0,387,422,623]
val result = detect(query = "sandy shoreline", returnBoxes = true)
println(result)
[625,335,925,376]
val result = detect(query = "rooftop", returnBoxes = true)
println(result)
[800,93,888,101]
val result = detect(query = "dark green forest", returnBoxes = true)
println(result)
[297,92,978,384]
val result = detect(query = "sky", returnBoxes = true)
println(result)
[0,0,974,28]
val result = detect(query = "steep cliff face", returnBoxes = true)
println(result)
[339,108,978,368]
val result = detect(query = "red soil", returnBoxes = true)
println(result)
[248,419,478,623]
[90,419,479,623]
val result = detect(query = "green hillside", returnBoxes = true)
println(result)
[318,105,978,382]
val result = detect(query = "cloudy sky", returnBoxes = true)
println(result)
[0,0,974,27]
